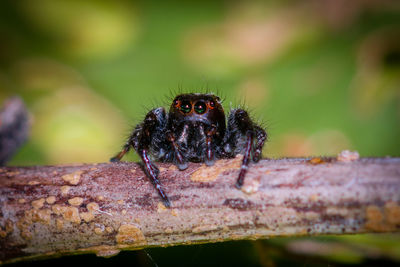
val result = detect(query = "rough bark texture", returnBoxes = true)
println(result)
[1,155,400,264]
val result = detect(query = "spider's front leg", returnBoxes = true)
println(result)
[205,125,217,166]
[110,108,171,207]
[225,109,267,188]
[167,131,188,170]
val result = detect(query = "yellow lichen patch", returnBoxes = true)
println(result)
[191,155,242,182]
[52,205,81,224]
[366,205,383,222]
[80,245,120,258]
[0,230,6,238]
[0,220,14,238]
[164,227,173,234]
[122,209,127,215]
[116,224,146,245]
[17,216,32,240]
[130,169,136,174]
[94,227,104,235]
[18,198,26,204]
[241,177,260,194]
[21,229,32,240]
[60,185,71,195]
[56,218,64,230]
[157,202,168,213]
[97,195,104,201]
[68,197,84,206]
[52,204,64,215]
[62,170,83,185]
[106,226,113,233]
[169,165,178,171]
[28,180,40,185]
[31,198,45,209]
[87,202,100,213]
[80,202,99,222]
[33,209,52,224]
[117,199,124,205]
[326,207,349,217]
[308,157,324,165]
[364,205,398,232]
[192,224,218,233]
[304,212,319,220]
[171,209,179,217]
[159,167,166,172]
[46,196,56,204]
[80,212,95,222]
[337,150,359,162]
[309,194,319,202]
[384,201,400,224]
[62,206,81,224]
[96,249,121,257]
[5,220,13,233]
[134,218,140,223]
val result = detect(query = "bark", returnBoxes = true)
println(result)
[0,155,400,264]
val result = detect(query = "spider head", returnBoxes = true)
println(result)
[170,93,225,127]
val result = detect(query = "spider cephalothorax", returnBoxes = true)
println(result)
[111,93,267,207]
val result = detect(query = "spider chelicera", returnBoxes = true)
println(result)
[111,93,267,207]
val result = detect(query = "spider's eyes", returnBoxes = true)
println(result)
[209,100,215,108]
[194,101,207,114]
[180,100,192,113]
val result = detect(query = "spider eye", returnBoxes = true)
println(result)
[209,100,215,108]
[194,101,207,114]
[180,100,192,113]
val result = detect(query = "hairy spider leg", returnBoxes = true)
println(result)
[252,125,267,162]
[111,107,171,207]
[205,125,217,166]
[235,132,253,188]
[167,132,188,170]
[141,149,171,207]
[110,145,130,162]
[224,109,266,188]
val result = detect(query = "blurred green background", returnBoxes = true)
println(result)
[1,0,399,266]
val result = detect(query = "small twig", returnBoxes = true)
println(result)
[0,156,399,264]
[0,97,30,165]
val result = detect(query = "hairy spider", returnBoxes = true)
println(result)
[111,93,267,207]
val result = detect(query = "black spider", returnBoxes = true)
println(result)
[111,93,267,207]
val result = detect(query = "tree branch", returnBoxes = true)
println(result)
[0,97,30,165]
[1,155,400,264]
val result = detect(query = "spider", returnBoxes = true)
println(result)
[110,93,267,207]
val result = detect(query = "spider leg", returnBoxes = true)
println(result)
[224,109,267,188]
[110,144,130,162]
[141,149,170,207]
[236,132,253,188]
[252,125,267,162]
[167,132,188,170]
[110,121,141,162]
[205,125,217,166]
[111,107,171,207]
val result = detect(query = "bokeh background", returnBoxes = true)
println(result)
[1,0,399,266]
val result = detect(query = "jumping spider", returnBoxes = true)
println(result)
[111,93,267,207]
